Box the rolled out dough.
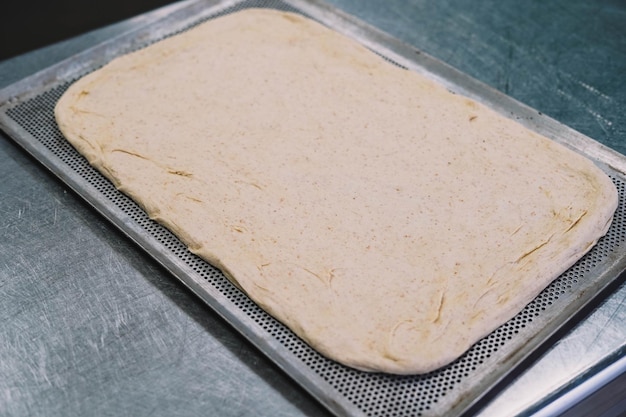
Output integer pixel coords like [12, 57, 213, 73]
[55, 8, 618, 374]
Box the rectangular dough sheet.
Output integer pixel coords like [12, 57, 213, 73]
[54, 8, 618, 374]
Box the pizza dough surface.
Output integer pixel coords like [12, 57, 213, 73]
[55, 8, 618, 374]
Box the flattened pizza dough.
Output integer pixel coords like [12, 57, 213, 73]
[55, 8, 618, 374]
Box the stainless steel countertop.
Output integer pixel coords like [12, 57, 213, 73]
[1, 1, 625, 416]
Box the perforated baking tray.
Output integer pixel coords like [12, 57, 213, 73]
[2, 0, 626, 416]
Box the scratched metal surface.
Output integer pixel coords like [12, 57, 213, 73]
[0, 1, 624, 417]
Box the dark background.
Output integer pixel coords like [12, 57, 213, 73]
[1, 1, 179, 61]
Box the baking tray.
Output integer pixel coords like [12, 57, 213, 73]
[1, 0, 626, 416]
